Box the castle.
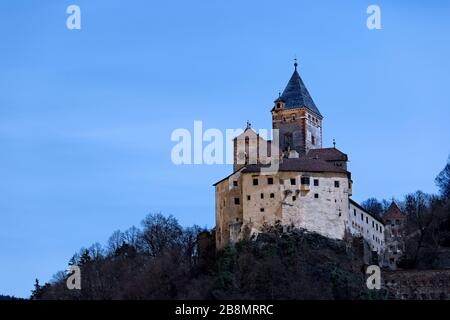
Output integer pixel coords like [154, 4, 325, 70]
[214, 61, 389, 261]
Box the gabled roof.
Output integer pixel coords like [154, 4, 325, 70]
[307, 148, 348, 162]
[232, 127, 258, 140]
[277, 64, 322, 117]
[213, 167, 245, 186]
[213, 156, 348, 186]
[382, 202, 405, 222]
[241, 156, 348, 174]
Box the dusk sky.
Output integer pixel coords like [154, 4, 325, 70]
[1, 0, 449, 297]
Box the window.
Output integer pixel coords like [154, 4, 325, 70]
[372, 221, 375, 228]
[260, 208, 264, 212]
[284, 133, 293, 149]
[354, 209, 356, 217]
[314, 179, 319, 186]
[270, 193, 275, 198]
[311, 135, 315, 145]
[234, 198, 240, 205]
[290, 178, 296, 185]
[314, 193, 319, 199]
[334, 181, 340, 188]
[267, 177, 273, 185]
[301, 177, 310, 185]
[253, 178, 258, 186]
[247, 195, 251, 201]
[260, 193, 264, 199]
[292, 196, 296, 201]
[366, 217, 369, 224]
[361, 213, 364, 221]
[233, 181, 238, 187]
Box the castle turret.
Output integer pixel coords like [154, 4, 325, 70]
[272, 61, 323, 156]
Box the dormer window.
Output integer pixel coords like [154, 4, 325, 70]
[274, 98, 284, 110]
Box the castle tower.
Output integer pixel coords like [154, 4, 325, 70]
[272, 61, 323, 156]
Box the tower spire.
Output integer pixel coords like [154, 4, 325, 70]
[275, 60, 322, 117]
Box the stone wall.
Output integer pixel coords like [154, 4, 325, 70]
[215, 170, 244, 249]
[272, 108, 322, 155]
[216, 170, 350, 249]
[383, 269, 450, 300]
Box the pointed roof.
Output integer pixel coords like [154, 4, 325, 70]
[382, 202, 405, 222]
[277, 63, 322, 117]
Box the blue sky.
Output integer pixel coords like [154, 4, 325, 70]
[0, 0, 449, 297]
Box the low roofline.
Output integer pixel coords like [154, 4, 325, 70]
[242, 167, 349, 175]
[212, 167, 244, 186]
[213, 165, 349, 186]
[349, 198, 385, 225]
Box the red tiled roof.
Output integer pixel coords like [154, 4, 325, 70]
[382, 202, 405, 222]
[307, 148, 348, 162]
[214, 156, 349, 186]
[241, 156, 348, 174]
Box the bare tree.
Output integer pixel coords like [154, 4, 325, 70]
[107, 230, 124, 255]
[141, 213, 183, 256]
[122, 226, 144, 251]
